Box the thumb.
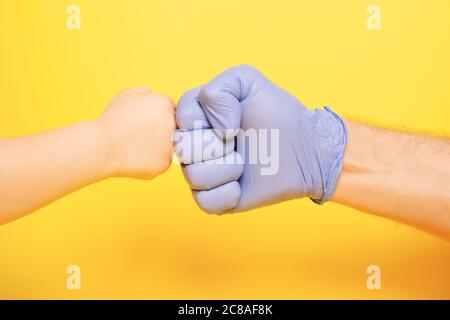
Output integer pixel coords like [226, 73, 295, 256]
[198, 65, 264, 139]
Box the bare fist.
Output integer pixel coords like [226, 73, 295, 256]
[98, 88, 176, 179]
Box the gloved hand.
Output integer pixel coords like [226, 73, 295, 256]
[174, 65, 348, 213]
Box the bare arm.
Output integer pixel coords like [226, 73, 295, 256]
[334, 120, 450, 241]
[0, 121, 111, 223]
[0, 88, 175, 224]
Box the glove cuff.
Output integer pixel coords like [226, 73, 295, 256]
[309, 106, 348, 205]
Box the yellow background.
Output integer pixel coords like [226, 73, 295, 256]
[1, 0, 449, 299]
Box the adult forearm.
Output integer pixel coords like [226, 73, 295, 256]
[0, 121, 111, 224]
[333, 120, 450, 240]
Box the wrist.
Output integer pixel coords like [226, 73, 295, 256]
[89, 119, 119, 179]
[306, 107, 348, 204]
[333, 120, 375, 204]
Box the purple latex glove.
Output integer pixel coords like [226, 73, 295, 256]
[174, 65, 347, 213]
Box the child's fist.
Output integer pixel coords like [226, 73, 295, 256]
[98, 88, 176, 179]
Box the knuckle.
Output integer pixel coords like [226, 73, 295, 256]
[199, 84, 221, 106]
[179, 89, 197, 103]
[196, 200, 217, 214]
[157, 152, 173, 174]
[152, 93, 175, 109]
[233, 64, 260, 76]
[186, 175, 206, 191]
[162, 157, 172, 172]
[176, 102, 195, 125]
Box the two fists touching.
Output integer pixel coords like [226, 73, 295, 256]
[116, 65, 346, 214]
[0, 65, 347, 224]
[3, 65, 448, 241]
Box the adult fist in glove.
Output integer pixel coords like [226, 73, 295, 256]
[174, 65, 347, 214]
